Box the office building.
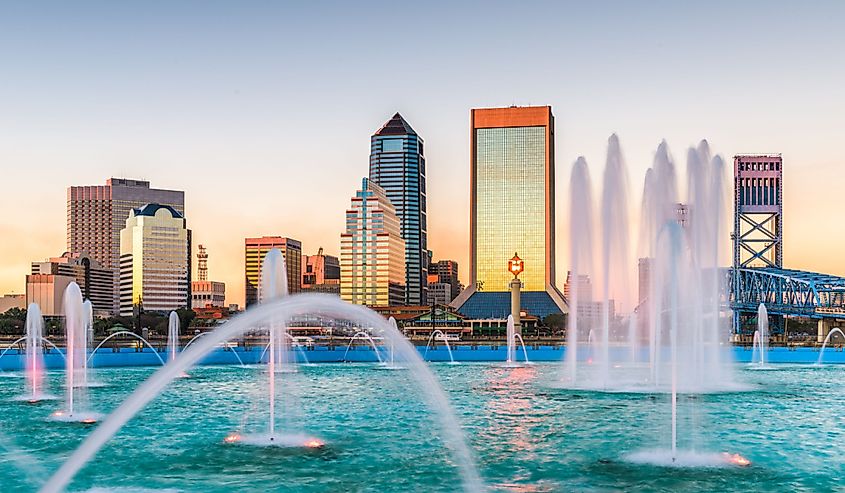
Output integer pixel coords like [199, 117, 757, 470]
[191, 281, 226, 309]
[27, 252, 113, 317]
[68, 178, 184, 314]
[369, 113, 428, 305]
[427, 275, 453, 306]
[119, 204, 190, 316]
[302, 247, 341, 295]
[340, 178, 406, 306]
[452, 106, 566, 319]
[430, 260, 462, 301]
[244, 236, 302, 307]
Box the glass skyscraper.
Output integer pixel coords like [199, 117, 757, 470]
[369, 113, 427, 305]
[453, 106, 566, 319]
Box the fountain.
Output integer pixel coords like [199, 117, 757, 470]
[51, 282, 101, 423]
[562, 136, 737, 393]
[564, 157, 595, 382]
[558, 136, 746, 467]
[87, 331, 165, 366]
[423, 329, 456, 364]
[21, 304, 53, 402]
[502, 316, 529, 367]
[342, 331, 385, 364]
[816, 327, 845, 365]
[167, 311, 179, 363]
[752, 304, 769, 367]
[184, 331, 247, 367]
[39, 294, 483, 493]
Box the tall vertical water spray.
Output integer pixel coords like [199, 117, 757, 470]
[232, 248, 300, 445]
[24, 304, 47, 402]
[52, 283, 100, 422]
[753, 304, 769, 367]
[166, 311, 180, 363]
[82, 300, 92, 387]
[598, 135, 632, 386]
[564, 157, 595, 384]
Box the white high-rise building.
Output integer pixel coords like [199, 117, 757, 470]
[119, 204, 189, 316]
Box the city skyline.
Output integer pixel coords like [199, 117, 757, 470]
[2, 2, 845, 307]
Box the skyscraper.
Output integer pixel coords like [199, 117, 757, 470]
[452, 106, 566, 319]
[68, 178, 184, 314]
[119, 204, 190, 316]
[244, 236, 302, 307]
[340, 178, 406, 307]
[369, 113, 427, 305]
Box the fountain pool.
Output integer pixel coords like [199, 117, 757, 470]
[0, 363, 842, 491]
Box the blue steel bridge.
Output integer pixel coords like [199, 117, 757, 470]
[729, 267, 845, 319]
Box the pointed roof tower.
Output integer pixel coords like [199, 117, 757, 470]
[374, 112, 417, 136]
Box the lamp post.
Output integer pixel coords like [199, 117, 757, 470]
[508, 253, 523, 336]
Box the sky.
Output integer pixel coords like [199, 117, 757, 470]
[1, 1, 844, 308]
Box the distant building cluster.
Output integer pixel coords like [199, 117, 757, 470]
[10, 105, 579, 333]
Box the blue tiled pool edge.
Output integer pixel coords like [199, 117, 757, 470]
[0, 345, 841, 370]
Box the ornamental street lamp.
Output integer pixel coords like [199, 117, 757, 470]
[508, 253, 523, 334]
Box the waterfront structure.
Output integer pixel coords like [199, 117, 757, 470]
[452, 106, 566, 319]
[430, 260, 462, 301]
[67, 178, 184, 314]
[371, 304, 468, 337]
[244, 236, 302, 306]
[369, 113, 428, 305]
[119, 204, 190, 316]
[0, 294, 25, 313]
[302, 247, 341, 295]
[340, 178, 406, 307]
[27, 252, 113, 316]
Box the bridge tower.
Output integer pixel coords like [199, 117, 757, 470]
[732, 154, 783, 333]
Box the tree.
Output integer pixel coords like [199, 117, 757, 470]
[2, 307, 26, 321]
[543, 313, 567, 335]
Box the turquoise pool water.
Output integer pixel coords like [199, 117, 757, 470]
[0, 363, 842, 492]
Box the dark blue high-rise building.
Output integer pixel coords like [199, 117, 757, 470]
[369, 113, 427, 305]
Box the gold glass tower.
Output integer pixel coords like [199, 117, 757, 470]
[453, 106, 566, 319]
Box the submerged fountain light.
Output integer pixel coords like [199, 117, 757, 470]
[723, 453, 751, 467]
[224, 433, 241, 444]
